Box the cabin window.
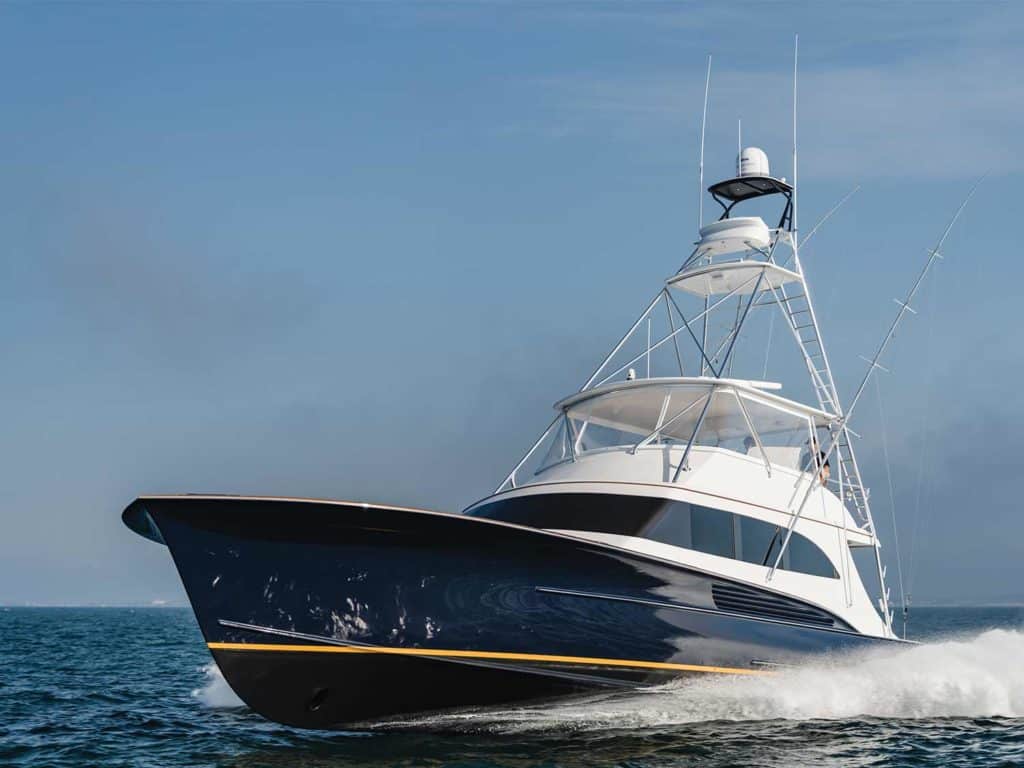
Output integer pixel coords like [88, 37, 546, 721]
[689, 505, 735, 559]
[643, 502, 692, 549]
[641, 501, 836, 578]
[737, 514, 780, 566]
[788, 533, 838, 578]
[468, 493, 836, 578]
[467, 492, 662, 536]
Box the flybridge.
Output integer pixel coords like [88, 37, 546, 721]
[497, 138, 871, 521]
[495, 132, 897, 621]
[549, 377, 839, 484]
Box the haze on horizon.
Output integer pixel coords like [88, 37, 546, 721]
[1, 1, 1021, 607]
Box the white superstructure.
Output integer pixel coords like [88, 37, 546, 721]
[473, 144, 898, 639]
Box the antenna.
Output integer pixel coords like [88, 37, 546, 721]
[737, 118, 742, 174]
[698, 55, 712, 230]
[792, 33, 798, 234]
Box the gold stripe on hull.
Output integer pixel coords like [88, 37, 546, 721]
[207, 641, 767, 676]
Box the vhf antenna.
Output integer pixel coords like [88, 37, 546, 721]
[792, 33, 798, 234]
[697, 55, 712, 230]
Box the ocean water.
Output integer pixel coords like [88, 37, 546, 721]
[1, 607, 1023, 767]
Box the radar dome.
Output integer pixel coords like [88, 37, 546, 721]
[737, 147, 770, 178]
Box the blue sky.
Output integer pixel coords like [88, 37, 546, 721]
[0, 2, 1021, 605]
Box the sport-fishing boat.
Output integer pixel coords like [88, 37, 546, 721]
[123, 59, 968, 727]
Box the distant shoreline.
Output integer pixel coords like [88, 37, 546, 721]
[0, 603, 190, 609]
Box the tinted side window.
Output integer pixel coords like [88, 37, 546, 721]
[471, 493, 837, 579]
[643, 502, 836, 579]
[737, 515, 780, 566]
[643, 502, 692, 550]
[467, 493, 665, 535]
[789, 533, 838, 578]
[690, 505, 735, 559]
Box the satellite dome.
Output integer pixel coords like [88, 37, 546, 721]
[737, 147, 770, 178]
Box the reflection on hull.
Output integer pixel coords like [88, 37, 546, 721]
[124, 496, 898, 728]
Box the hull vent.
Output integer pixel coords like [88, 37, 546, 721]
[711, 582, 837, 628]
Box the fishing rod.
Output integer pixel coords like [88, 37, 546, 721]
[799, 185, 860, 250]
[768, 176, 985, 633]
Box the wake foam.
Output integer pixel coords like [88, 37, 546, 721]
[192, 662, 244, 709]
[393, 628, 1024, 732]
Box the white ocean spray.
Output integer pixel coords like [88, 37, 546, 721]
[192, 662, 244, 709]
[389, 628, 1024, 732]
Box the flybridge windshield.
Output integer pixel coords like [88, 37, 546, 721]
[541, 380, 823, 473]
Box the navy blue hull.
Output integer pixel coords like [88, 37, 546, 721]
[124, 496, 899, 728]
